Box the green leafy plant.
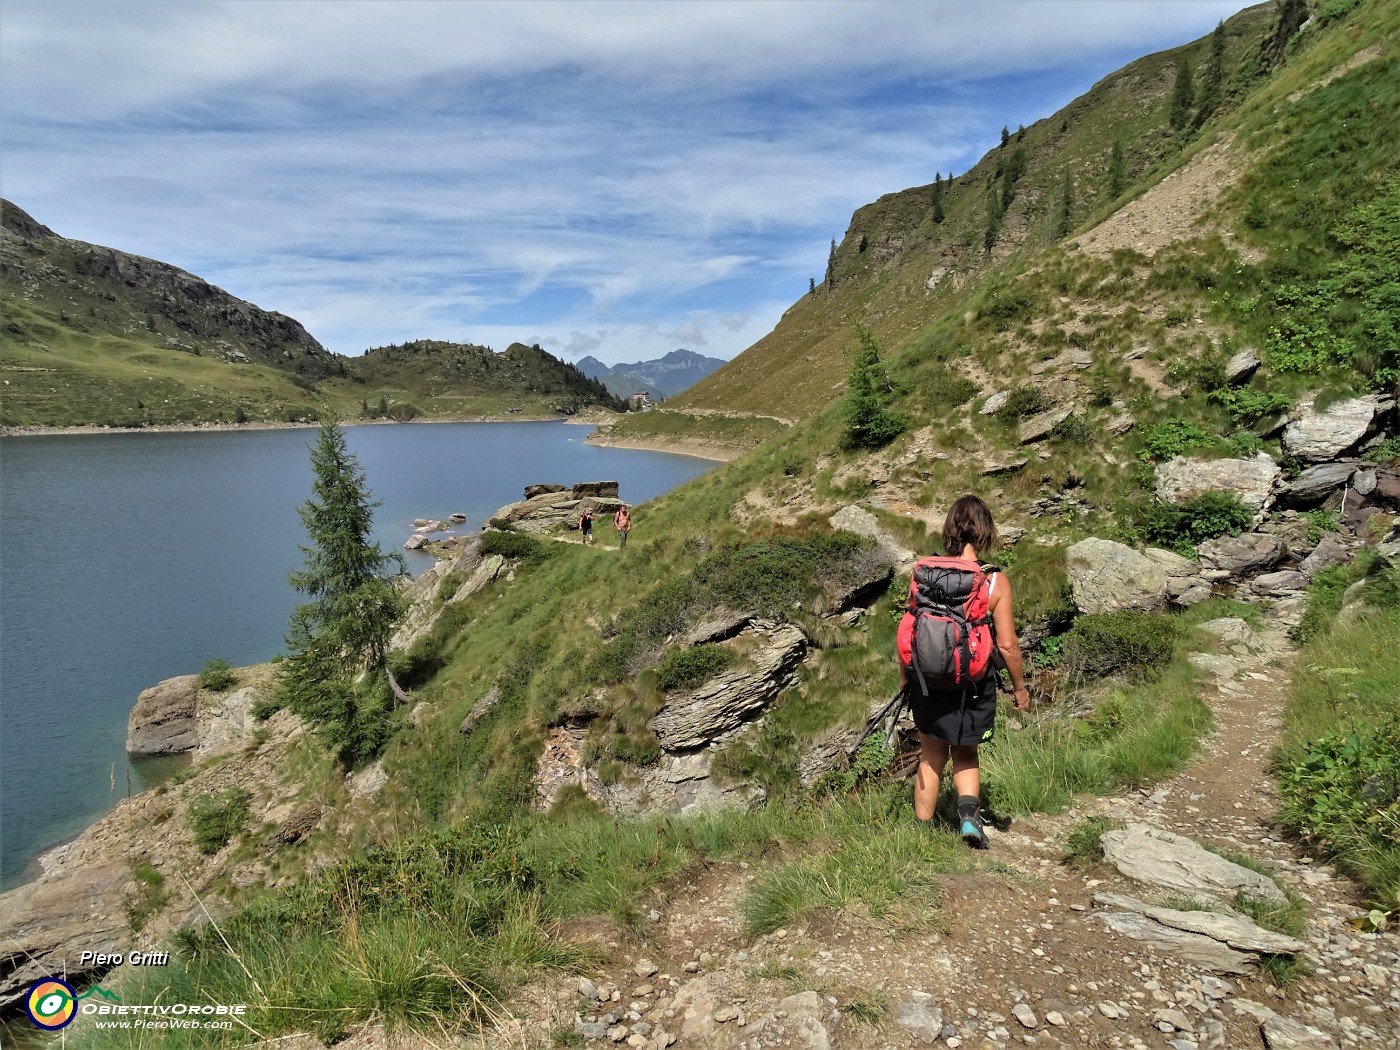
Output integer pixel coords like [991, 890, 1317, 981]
[1137, 419, 1218, 462]
[186, 787, 252, 855]
[479, 530, 555, 563]
[1063, 816, 1116, 868]
[1133, 492, 1254, 554]
[197, 657, 237, 692]
[996, 386, 1052, 421]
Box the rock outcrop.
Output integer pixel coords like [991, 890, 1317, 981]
[1154, 453, 1280, 521]
[488, 482, 626, 534]
[1066, 538, 1167, 614]
[1282, 395, 1392, 462]
[651, 625, 807, 751]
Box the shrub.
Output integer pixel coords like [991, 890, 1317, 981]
[1137, 419, 1218, 462]
[655, 645, 735, 692]
[480, 530, 553, 563]
[186, 787, 252, 855]
[1060, 611, 1180, 682]
[198, 658, 237, 691]
[996, 386, 1052, 421]
[1134, 492, 1253, 554]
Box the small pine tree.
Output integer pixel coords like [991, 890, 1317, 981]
[1016, 123, 1026, 142]
[809, 276, 816, 295]
[234, 404, 247, 425]
[376, 395, 388, 418]
[1054, 170, 1075, 239]
[1196, 21, 1226, 125]
[826, 238, 837, 289]
[1170, 56, 1196, 131]
[1000, 126, 1010, 148]
[843, 325, 906, 450]
[1262, 0, 1308, 70]
[360, 398, 369, 417]
[278, 419, 406, 765]
[1106, 140, 1126, 200]
[983, 190, 1004, 252]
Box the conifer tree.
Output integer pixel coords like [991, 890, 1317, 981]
[983, 190, 1004, 252]
[809, 276, 816, 295]
[843, 325, 906, 450]
[1262, 0, 1308, 70]
[1196, 21, 1226, 125]
[826, 238, 837, 289]
[1106, 140, 1126, 200]
[1054, 170, 1075, 239]
[1170, 56, 1196, 131]
[278, 419, 406, 764]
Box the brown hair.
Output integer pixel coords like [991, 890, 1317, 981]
[942, 494, 998, 557]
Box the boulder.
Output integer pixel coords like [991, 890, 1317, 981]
[652, 626, 806, 751]
[126, 675, 200, 755]
[1300, 535, 1352, 577]
[1230, 1001, 1337, 1049]
[1100, 824, 1288, 906]
[523, 484, 566, 499]
[980, 390, 1010, 415]
[595, 748, 766, 818]
[1245, 570, 1309, 598]
[1142, 547, 1209, 605]
[1195, 617, 1261, 652]
[1018, 403, 1074, 444]
[1282, 395, 1391, 462]
[1106, 412, 1135, 435]
[1277, 461, 1357, 508]
[1065, 538, 1166, 614]
[571, 481, 620, 499]
[1196, 532, 1284, 576]
[404, 533, 427, 550]
[459, 686, 503, 736]
[0, 860, 131, 1009]
[1223, 347, 1261, 384]
[1154, 454, 1280, 520]
[828, 504, 915, 564]
[684, 608, 757, 646]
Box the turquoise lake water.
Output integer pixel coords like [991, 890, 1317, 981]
[0, 421, 717, 888]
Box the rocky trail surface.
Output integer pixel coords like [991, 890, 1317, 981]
[443, 614, 1396, 1050]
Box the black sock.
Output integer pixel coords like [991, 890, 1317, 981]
[957, 795, 980, 821]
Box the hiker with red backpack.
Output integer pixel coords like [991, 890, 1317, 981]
[897, 495, 1030, 848]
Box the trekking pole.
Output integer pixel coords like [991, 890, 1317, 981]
[849, 690, 907, 757]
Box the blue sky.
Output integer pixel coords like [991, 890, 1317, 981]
[1, 0, 1259, 365]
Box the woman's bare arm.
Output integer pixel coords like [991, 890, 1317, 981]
[990, 575, 1031, 710]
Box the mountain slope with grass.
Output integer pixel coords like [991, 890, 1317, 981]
[600, 0, 1392, 455]
[0, 206, 625, 428]
[5, 3, 1400, 1048]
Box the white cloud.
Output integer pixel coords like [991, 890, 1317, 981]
[0, 1, 1260, 366]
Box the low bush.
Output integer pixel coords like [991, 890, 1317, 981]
[996, 386, 1052, 421]
[1060, 611, 1180, 682]
[1136, 419, 1218, 462]
[197, 657, 237, 691]
[655, 644, 735, 692]
[480, 530, 554, 562]
[1134, 492, 1254, 554]
[186, 787, 252, 855]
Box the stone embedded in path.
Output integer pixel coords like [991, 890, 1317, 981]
[1090, 910, 1259, 974]
[1093, 893, 1306, 955]
[1099, 824, 1288, 906]
[894, 990, 945, 1044]
[1066, 538, 1166, 614]
[1230, 999, 1337, 1048]
[1195, 617, 1261, 652]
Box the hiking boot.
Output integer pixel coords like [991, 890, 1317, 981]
[957, 795, 988, 849]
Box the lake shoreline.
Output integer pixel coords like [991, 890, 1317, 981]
[0, 411, 620, 439]
[583, 429, 741, 463]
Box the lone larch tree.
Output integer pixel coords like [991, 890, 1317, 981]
[278, 418, 406, 764]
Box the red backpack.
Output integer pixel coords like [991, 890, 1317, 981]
[898, 557, 996, 694]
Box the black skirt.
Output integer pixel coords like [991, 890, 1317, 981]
[908, 675, 998, 746]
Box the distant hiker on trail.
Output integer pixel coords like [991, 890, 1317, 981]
[897, 494, 1030, 848]
[613, 504, 631, 548]
[578, 506, 595, 545]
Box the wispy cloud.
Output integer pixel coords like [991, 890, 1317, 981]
[0, 0, 1257, 363]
